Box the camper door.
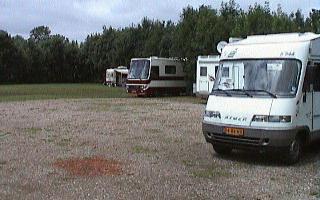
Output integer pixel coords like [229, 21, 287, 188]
[199, 66, 209, 92]
[305, 62, 320, 131]
[208, 65, 219, 93]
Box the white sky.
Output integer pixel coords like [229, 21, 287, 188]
[1, 0, 319, 41]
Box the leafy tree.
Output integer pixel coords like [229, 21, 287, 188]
[30, 26, 51, 42]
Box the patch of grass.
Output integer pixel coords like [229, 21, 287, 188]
[310, 190, 319, 197]
[0, 84, 129, 102]
[182, 160, 194, 167]
[192, 166, 230, 179]
[25, 128, 42, 136]
[0, 161, 7, 165]
[111, 106, 127, 113]
[145, 128, 162, 134]
[87, 105, 111, 112]
[0, 161, 6, 170]
[159, 96, 207, 104]
[270, 177, 277, 181]
[43, 132, 58, 144]
[162, 137, 183, 144]
[56, 138, 72, 147]
[311, 178, 320, 198]
[132, 146, 157, 154]
[0, 132, 11, 138]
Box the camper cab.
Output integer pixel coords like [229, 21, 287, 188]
[105, 66, 128, 87]
[126, 57, 186, 96]
[196, 55, 220, 97]
[202, 33, 320, 164]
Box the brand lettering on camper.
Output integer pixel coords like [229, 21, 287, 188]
[225, 116, 247, 122]
[280, 51, 295, 57]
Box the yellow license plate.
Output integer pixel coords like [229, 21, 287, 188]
[224, 127, 244, 137]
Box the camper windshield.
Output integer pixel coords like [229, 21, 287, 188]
[128, 60, 150, 79]
[212, 59, 301, 98]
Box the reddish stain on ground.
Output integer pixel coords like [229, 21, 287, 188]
[54, 157, 122, 176]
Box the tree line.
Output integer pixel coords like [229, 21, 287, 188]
[0, 1, 319, 89]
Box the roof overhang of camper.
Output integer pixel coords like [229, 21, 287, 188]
[220, 33, 320, 63]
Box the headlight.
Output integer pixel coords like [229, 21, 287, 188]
[204, 111, 221, 119]
[140, 85, 148, 90]
[252, 115, 291, 123]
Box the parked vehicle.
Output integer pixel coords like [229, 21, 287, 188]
[105, 69, 116, 87]
[202, 32, 320, 164]
[196, 55, 220, 98]
[105, 66, 128, 87]
[126, 57, 186, 96]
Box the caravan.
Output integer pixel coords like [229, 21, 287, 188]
[105, 66, 128, 87]
[196, 55, 220, 97]
[203, 33, 320, 163]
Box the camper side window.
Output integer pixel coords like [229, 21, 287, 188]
[165, 65, 176, 74]
[150, 66, 159, 79]
[200, 67, 207, 76]
[314, 63, 320, 91]
[303, 62, 320, 92]
[222, 67, 229, 77]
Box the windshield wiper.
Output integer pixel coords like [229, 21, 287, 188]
[227, 89, 253, 97]
[246, 90, 277, 98]
[211, 89, 232, 97]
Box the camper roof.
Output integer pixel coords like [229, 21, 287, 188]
[230, 32, 320, 45]
[198, 55, 220, 62]
[220, 32, 320, 61]
[131, 57, 180, 61]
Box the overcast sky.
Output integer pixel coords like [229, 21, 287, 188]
[1, 0, 319, 41]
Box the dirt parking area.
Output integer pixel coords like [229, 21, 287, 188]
[0, 98, 320, 199]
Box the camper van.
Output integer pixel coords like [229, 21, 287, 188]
[105, 66, 128, 87]
[202, 32, 320, 164]
[126, 57, 186, 96]
[196, 55, 220, 97]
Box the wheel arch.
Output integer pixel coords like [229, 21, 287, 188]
[296, 126, 311, 146]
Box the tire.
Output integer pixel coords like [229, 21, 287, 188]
[284, 136, 302, 165]
[212, 144, 232, 155]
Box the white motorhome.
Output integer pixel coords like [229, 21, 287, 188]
[105, 66, 128, 87]
[196, 55, 220, 97]
[202, 32, 320, 164]
[126, 57, 186, 96]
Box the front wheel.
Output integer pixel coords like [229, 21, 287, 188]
[212, 144, 232, 155]
[284, 136, 302, 165]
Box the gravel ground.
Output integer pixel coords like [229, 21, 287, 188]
[0, 98, 319, 200]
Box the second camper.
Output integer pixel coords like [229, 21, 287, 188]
[126, 57, 186, 96]
[105, 66, 128, 87]
[196, 55, 220, 97]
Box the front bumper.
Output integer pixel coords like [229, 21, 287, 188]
[202, 122, 299, 151]
[127, 85, 149, 96]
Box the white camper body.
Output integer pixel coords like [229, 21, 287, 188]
[127, 57, 186, 96]
[105, 69, 116, 86]
[105, 66, 128, 87]
[196, 55, 220, 97]
[202, 32, 320, 163]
